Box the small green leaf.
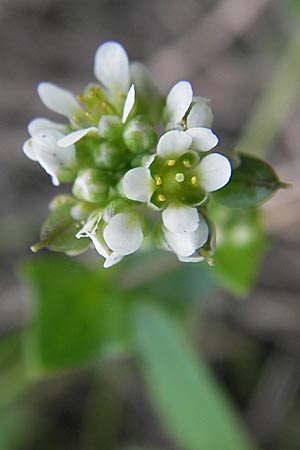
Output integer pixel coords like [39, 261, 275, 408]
[31, 203, 90, 254]
[212, 154, 288, 208]
[21, 256, 129, 375]
[209, 202, 267, 296]
[133, 304, 258, 450]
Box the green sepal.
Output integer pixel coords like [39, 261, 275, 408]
[93, 141, 127, 170]
[212, 154, 289, 208]
[98, 114, 123, 142]
[31, 203, 90, 254]
[123, 115, 158, 154]
[72, 168, 110, 203]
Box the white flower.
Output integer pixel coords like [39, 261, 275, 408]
[76, 208, 144, 268]
[23, 118, 77, 185]
[123, 130, 231, 234]
[163, 81, 213, 130]
[37, 42, 136, 150]
[160, 214, 209, 261]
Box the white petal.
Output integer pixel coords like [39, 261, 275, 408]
[32, 129, 76, 183]
[28, 118, 67, 136]
[103, 252, 123, 268]
[162, 204, 199, 233]
[164, 216, 209, 257]
[123, 167, 153, 202]
[198, 153, 231, 192]
[89, 233, 110, 258]
[122, 84, 135, 123]
[57, 127, 98, 147]
[165, 81, 193, 123]
[103, 213, 143, 255]
[23, 139, 38, 161]
[76, 210, 102, 238]
[37, 82, 80, 117]
[186, 127, 218, 152]
[178, 255, 205, 263]
[94, 41, 130, 95]
[51, 175, 60, 186]
[187, 102, 213, 128]
[164, 230, 196, 257]
[157, 130, 192, 159]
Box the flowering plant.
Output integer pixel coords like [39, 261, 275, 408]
[24, 41, 286, 268]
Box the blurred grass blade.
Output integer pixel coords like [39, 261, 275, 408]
[133, 304, 259, 450]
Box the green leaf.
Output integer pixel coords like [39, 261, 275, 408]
[209, 203, 267, 296]
[133, 304, 258, 450]
[212, 154, 288, 208]
[122, 250, 215, 313]
[21, 256, 129, 375]
[289, 0, 300, 15]
[31, 202, 90, 254]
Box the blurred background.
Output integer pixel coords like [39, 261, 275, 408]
[0, 0, 300, 449]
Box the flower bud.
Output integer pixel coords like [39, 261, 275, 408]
[123, 115, 157, 154]
[98, 115, 123, 142]
[72, 168, 109, 203]
[93, 142, 126, 170]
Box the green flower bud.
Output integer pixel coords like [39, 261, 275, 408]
[98, 115, 123, 142]
[72, 168, 109, 203]
[93, 142, 126, 170]
[70, 201, 96, 220]
[49, 195, 77, 211]
[123, 115, 157, 154]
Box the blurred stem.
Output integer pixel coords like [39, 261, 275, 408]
[238, 24, 300, 157]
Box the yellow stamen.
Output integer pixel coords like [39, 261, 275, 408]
[155, 176, 162, 186]
[76, 94, 84, 101]
[191, 176, 197, 185]
[183, 159, 192, 168]
[167, 159, 176, 166]
[158, 194, 166, 202]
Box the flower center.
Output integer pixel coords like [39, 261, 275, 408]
[149, 153, 207, 208]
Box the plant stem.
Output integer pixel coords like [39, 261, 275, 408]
[238, 25, 300, 157]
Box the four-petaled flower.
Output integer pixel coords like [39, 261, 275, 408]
[123, 129, 231, 235]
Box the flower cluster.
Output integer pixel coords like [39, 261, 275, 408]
[24, 41, 232, 268]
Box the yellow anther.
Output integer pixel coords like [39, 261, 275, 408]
[155, 176, 162, 186]
[175, 173, 185, 183]
[85, 111, 92, 117]
[167, 159, 176, 166]
[183, 159, 192, 168]
[72, 115, 80, 123]
[118, 91, 126, 99]
[158, 194, 166, 202]
[76, 94, 84, 101]
[191, 176, 197, 185]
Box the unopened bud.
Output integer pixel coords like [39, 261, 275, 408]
[93, 142, 126, 170]
[73, 168, 109, 203]
[123, 115, 157, 154]
[98, 115, 123, 142]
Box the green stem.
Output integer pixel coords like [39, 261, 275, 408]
[238, 25, 300, 157]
